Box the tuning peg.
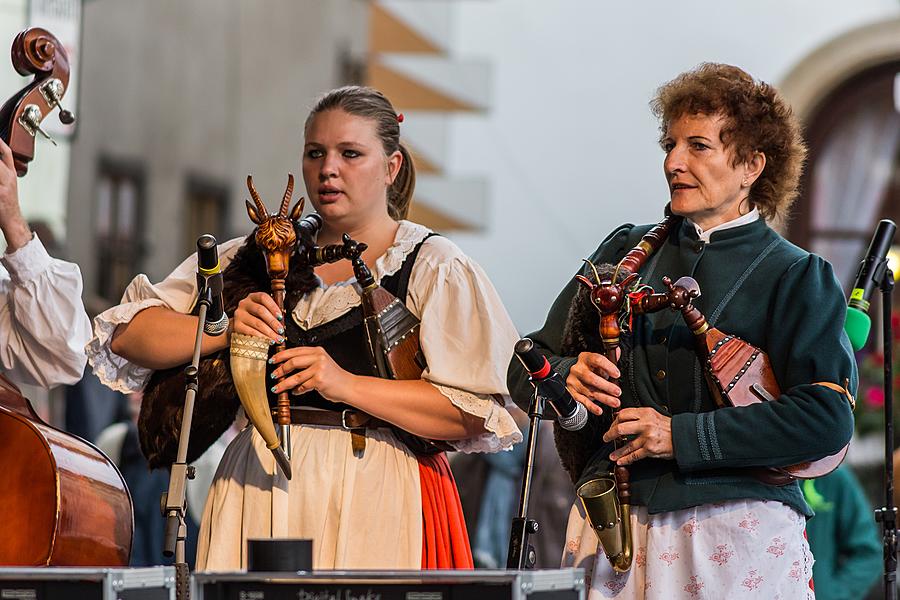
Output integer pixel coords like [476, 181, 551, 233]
[18, 104, 57, 146]
[39, 78, 75, 125]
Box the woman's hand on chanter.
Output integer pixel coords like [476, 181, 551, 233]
[269, 346, 356, 403]
[603, 407, 674, 465]
[567, 350, 622, 416]
[233, 292, 285, 344]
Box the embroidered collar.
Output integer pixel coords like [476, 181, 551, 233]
[290, 220, 432, 329]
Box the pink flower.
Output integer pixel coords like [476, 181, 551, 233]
[659, 548, 680, 566]
[742, 569, 764, 590]
[738, 513, 760, 533]
[636, 547, 647, 568]
[682, 517, 699, 536]
[604, 576, 626, 594]
[684, 576, 705, 596]
[710, 544, 733, 566]
[767, 537, 786, 557]
[865, 386, 885, 409]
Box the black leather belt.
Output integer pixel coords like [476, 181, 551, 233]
[287, 407, 390, 430]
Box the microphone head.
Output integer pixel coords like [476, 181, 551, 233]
[197, 234, 220, 274]
[557, 402, 588, 431]
[844, 306, 871, 352]
[514, 338, 551, 377]
[197, 233, 217, 250]
[514, 337, 534, 354]
[295, 213, 323, 239]
[203, 312, 229, 336]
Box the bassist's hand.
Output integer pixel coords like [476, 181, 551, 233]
[0, 137, 28, 252]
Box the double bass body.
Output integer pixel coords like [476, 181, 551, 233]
[0, 376, 132, 565]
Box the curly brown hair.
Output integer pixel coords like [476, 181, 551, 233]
[650, 63, 807, 222]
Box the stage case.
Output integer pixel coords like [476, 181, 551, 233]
[0, 567, 175, 599]
[192, 568, 585, 600]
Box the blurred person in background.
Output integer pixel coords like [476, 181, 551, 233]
[95, 392, 199, 567]
[802, 464, 881, 600]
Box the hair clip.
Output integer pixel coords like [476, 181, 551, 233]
[396, 113, 404, 123]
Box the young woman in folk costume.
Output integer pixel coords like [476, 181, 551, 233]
[87, 86, 522, 570]
[508, 64, 856, 598]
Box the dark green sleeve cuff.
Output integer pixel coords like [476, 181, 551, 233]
[671, 412, 718, 472]
[672, 385, 854, 472]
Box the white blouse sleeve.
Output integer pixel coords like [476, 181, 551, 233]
[0, 233, 91, 388]
[86, 237, 245, 394]
[407, 237, 523, 454]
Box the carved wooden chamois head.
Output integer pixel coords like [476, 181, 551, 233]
[575, 258, 639, 315]
[245, 174, 304, 280]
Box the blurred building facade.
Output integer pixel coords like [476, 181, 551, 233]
[366, 1, 490, 232]
[67, 0, 368, 310]
[66, 1, 900, 327]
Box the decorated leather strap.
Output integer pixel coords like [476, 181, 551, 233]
[813, 379, 856, 410]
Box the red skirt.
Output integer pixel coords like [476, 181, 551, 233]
[418, 452, 473, 568]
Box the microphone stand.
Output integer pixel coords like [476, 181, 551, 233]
[506, 382, 545, 569]
[875, 265, 898, 600]
[162, 285, 214, 600]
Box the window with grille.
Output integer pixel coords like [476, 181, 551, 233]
[183, 176, 229, 257]
[94, 160, 144, 303]
[789, 61, 900, 287]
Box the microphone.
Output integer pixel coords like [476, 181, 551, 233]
[514, 338, 588, 431]
[845, 219, 897, 351]
[196, 234, 229, 336]
[294, 212, 323, 241]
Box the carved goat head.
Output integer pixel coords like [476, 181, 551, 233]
[245, 174, 304, 279]
[575, 259, 638, 315]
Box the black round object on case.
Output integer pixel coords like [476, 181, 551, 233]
[247, 538, 313, 572]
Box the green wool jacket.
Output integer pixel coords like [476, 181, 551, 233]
[508, 217, 857, 517]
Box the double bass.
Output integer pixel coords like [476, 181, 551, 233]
[0, 28, 133, 566]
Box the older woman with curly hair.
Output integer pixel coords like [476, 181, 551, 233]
[508, 63, 855, 598]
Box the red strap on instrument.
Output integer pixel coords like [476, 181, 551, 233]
[627, 288, 652, 330]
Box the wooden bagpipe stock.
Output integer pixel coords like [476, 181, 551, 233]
[346, 244, 453, 455]
[632, 275, 850, 484]
[573, 210, 679, 572]
[0, 29, 133, 566]
[229, 175, 365, 478]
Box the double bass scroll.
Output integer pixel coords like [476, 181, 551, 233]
[0, 28, 75, 175]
